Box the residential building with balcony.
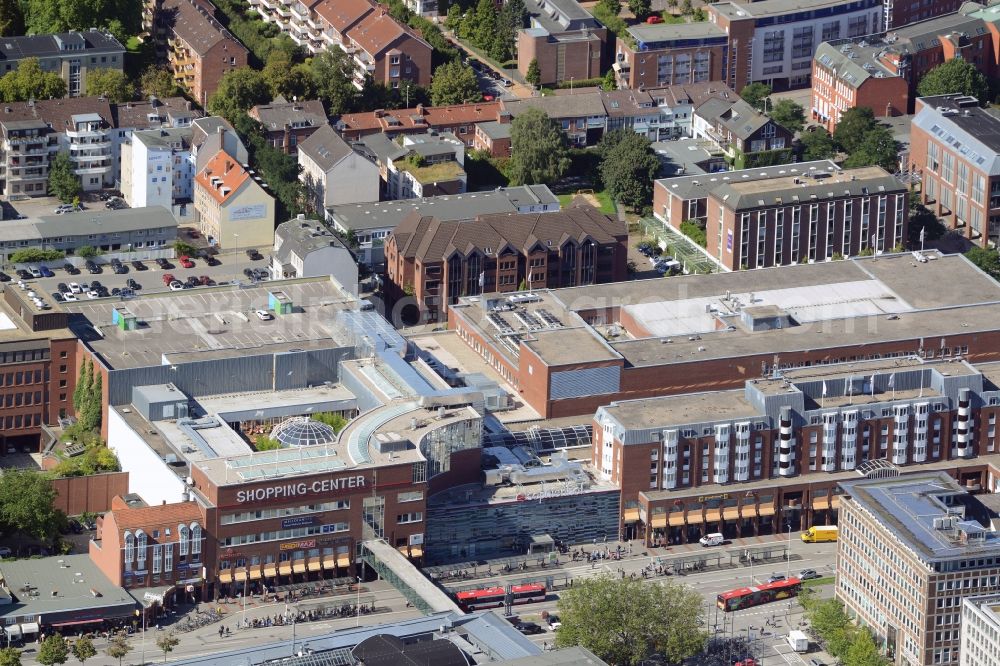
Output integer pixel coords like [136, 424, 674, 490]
[297, 124, 379, 212]
[248, 98, 327, 155]
[359, 131, 467, 201]
[193, 150, 275, 249]
[64, 112, 114, 191]
[811, 41, 909, 133]
[337, 102, 503, 146]
[326, 185, 560, 267]
[121, 127, 194, 210]
[152, 0, 249, 107]
[0, 120, 56, 199]
[642, 83, 736, 139]
[501, 94, 609, 146]
[692, 96, 793, 169]
[517, 0, 607, 87]
[703, 166, 907, 271]
[385, 206, 627, 324]
[909, 95, 1000, 249]
[0, 29, 125, 98]
[614, 22, 729, 91]
[837, 471, 1000, 666]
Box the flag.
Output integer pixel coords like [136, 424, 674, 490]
[847, 376, 854, 396]
[888, 373, 895, 389]
[871, 373, 877, 395]
[478, 271, 484, 287]
[822, 381, 828, 396]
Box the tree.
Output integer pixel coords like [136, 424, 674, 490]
[844, 125, 898, 172]
[263, 49, 315, 101]
[313, 412, 348, 433]
[255, 436, 282, 451]
[76, 245, 99, 259]
[104, 635, 132, 666]
[804, 598, 851, 639]
[845, 629, 889, 666]
[916, 58, 991, 102]
[73, 358, 91, 413]
[139, 66, 181, 99]
[70, 637, 96, 666]
[799, 129, 836, 160]
[556, 575, 706, 665]
[629, 0, 651, 19]
[525, 58, 541, 87]
[0, 648, 21, 666]
[601, 69, 617, 91]
[430, 60, 480, 107]
[681, 0, 693, 13]
[86, 68, 134, 103]
[0, 0, 24, 36]
[156, 634, 179, 663]
[770, 99, 806, 134]
[36, 635, 68, 666]
[739, 82, 771, 111]
[495, 0, 527, 61]
[965, 247, 1000, 280]
[0, 58, 67, 102]
[309, 49, 357, 116]
[9, 249, 64, 263]
[833, 106, 876, 154]
[600, 0, 622, 15]
[508, 107, 570, 185]
[49, 151, 81, 203]
[598, 130, 660, 210]
[23, 0, 141, 43]
[173, 240, 197, 256]
[207, 68, 271, 123]
[79, 373, 103, 431]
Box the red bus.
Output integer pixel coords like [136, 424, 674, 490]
[455, 583, 547, 611]
[717, 578, 802, 612]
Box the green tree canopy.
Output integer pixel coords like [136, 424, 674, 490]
[799, 129, 836, 160]
[49, 151, 81, 204]
[308, 49, 358, 116]
[833, 106, 876, 154]
[740, 82, 771, 110]
[70, 637, 96, 665]
[916, 58, 991, 102]
[844, 125, 898, 172]
[0, 0, 24, 36]
[494, 0, 527, 61]
[629, 0, 651, 19]
[9, 249, 64, 263]
[555, 575, 706, 665]
[23, 0, 140, 43]
[770, 99, 806, 134]
[845, 629, 891, 666]
[155, 634, 179, 663]
[37, 634, 68, 666]
[600, 0, 622, 15]
[525, 58, 541, 87]
[76, 245, 99, 259]
[207, 68, 271, 123]
[598, 130, 660, 210]
[139, 66, 181, 99]
[255, 436, 282, 451]
[312, 412, 349, 433]
[263, 48, 315, 101]
[0, 58, 67, 102]
[430, 60, 480, 106]
[85, 68, 134, 103]
[105, 635, 132, 666]
[966, 247, 1000, 280]
[0, 647, 22, 666]
[508, 107, 570, 185]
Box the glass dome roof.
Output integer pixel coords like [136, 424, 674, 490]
[270, 417, 337, 448]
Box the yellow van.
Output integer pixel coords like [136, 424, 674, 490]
[800, 526, 838, 543]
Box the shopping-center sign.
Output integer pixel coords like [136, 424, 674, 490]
[235, 475, 366, 503]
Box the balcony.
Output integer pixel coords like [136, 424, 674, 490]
[274, 5, 291, 17]
[258, 0, 275, 8]
[290, 2, 309, 20]
[74, 165, 111, 175]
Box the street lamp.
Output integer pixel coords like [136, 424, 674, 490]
[356, 576, 363, 627]
[569, 76, 575, 94]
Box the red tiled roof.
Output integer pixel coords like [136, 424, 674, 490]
[314, 0, 374, 34]
[350, 10, 408, 57]
[339, 101, 502, 135]
[107, 496, 203, 532]
[196, 150, 250, 204]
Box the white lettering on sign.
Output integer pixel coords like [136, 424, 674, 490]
[235, 475, 366, 503]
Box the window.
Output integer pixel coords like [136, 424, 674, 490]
[136, 530, 147, 566]
[152, 544, 162, 574]
[178, 524, 189, 557]
[398, 491, 423, 502]
[190, 523, 201, 557]
[397, 512, 423, 524]
[164, 544, 173, 572]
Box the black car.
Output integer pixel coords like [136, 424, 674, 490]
[57, 282, 69, 293]
[52, 292, 65, 302]
[184, 276, 200, 288]
[111, 287, 122, 296]
[243, 267, 255, 278]
[16, 269, 32, 280]
[515, 622, 544, 635]
[126, 278, 141, 290]
[63, 263, 79, 275]
[204, 255, 221, 266]
[0, 271, 9, 282]
[245, 248, 262, 261]
[156, 258, 173, 269]
[90, 281, 103, 290]
[113, 263, 128, 274]
[131, 260, 147, 271]
[85, 262, 101, 274]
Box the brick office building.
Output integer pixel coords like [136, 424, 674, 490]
[385, 206, 628, 324]
[0, 289, 78, 454]
[811, 41, 909, 132]
[447, 252, 1000, 419]
[910, 95, 1000, 248]
[883, 0, 963, 29]
[517, 0, 606, 87]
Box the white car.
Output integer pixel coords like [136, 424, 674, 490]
[29, 267, 41, 278]
[168, 280, 185, 291]
[69, 282, 82, 293]
[62, 292, 78, 302]
[255, 309, 273, 321]
[87, 290, 100, 299]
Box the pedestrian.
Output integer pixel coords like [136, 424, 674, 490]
[218, 626, 224, 638]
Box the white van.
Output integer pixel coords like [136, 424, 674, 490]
[699, 532, 725, 547]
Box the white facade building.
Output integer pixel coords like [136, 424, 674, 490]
[121, 128, 194, 210]
[961, 594, 1000, 666]
[297, 125, 379, 212]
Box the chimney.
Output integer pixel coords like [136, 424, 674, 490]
[374, 109, 385, 118]
[417, 103, 426, 115]
[186, 100, 192, 111]
[224, 160, 232, 174]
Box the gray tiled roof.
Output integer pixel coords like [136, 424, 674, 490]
[502, 92, 608, 120]
[0, 29, 124, 60]
[250, 98, 326, 131]
[524, 0, 600, 35]
[912, 95, 1000, 175]
[132, 126, 193, 150]
[709, 166, 905, 212]
[33, 206, 179, 238]
[273, 217, 349, 265]
[696, 97, 770, 140]
[814, 42, 898, 89]
[298, 124, 355, 171]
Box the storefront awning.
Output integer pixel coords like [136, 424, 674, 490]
[292, 562, 307, 574]
[668, 514, 686, 527]
[336, 554, 351, 568]
[685, 512, 705, 524]
[20, 622, 39, 634]
[410, 546, 423, 558]
[4, 626, 21, 638]
[623, 508, 640, 523]
[307, 559, 321, 572]
[650, 515, 667, 529]
[249, 567, 262, 580]
[322, 556, 336, 570]
[233, 569, 247, 582]
[278, 564, 292, 576]
[264, 566, 277, 578]
[830, 497, 841, 509]
[704, 510, 721, 523]
[757, 506, 776, 517]
[218, 571, 233, 584]
[722, 508, 741, 521]
[51, 619, 103, 627]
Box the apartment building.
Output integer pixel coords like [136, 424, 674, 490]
[590, 355, 1000, 545]
[614, 22, 729, 91]
[326, 185, 560, 266]
[0, 120, 55, 199]
[884, 0, 963, 29]
[190, 116, 248, 173]
[120, 127, 194, 209]
[248, 98, 327, 155]
[253, 0, 432, 89]
[0, 30, 125, 98]
[0, 292, 77, 454]
[960, 594, 1000, 666]
[501, 94, 609, 146]
[693, 97, 793, 169]
[909, 95, 1000, 248]
[358, 131, 466, 200]
[270, 215, 358, 292]
[386, 206, 627, 323]
[338, 102, 502, 145]
[193, 150, 275, 249]
[517, 0, 607, 87]
[297, 124, 379, 212]
[707, 166, 907, 270]
[811, 3, 1000, 128]
[838, 472, 1000, 665]
[151, 0, 249, 107]
[473, 113, 513, 158]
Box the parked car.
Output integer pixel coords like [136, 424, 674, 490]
[29, 267, 41, 278]
[85, 261, 101, 274]
[111, 287, 121, 296]
[168, 280, 186, 291]
[547, 615, 562, 630]
[204, 255, 221, 266]
[16, 269, 32, 280]
[126, 278, 141, 290]
[179, 255, 195, 268]
[766, 574, 786, 584]
[57, 282, 69, 293]
[184, 276, 200, 288]
[501, 78, 512, 87]
[39, 265, 54, 277]
[63, 263, 79, 275]
[162, 273, 176, 285]
[255, 309, 273, 321]
[646, 14, 662, 23]
[62, 292, 78, 302]
[515, 622, 543, 635]
[52, 292, 65, 302]
[0, 547, 11, 558]
[86, 290, 101, 299]
[198, 275, 214, 286]
[243, 268, 255, 278]
[68, 282, 83, 294]
[156, 258, 172, 269]
[245, 248, 262, 261]
[799, 569, 822, 580]
[131, 260, 147, 271]
[0, 271, 9, 282]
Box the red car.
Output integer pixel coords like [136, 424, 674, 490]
[188, 229, 200, 239]
[179, 256, 195, 268]
[162, 273, 175, 285]
[646, 15, 663, 23]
